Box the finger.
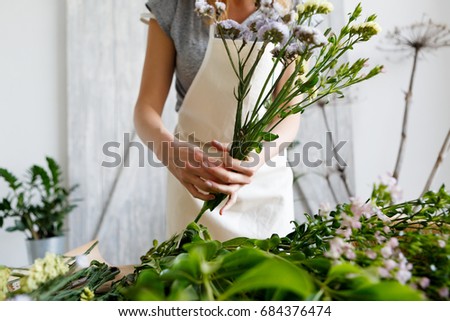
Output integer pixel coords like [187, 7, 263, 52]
[220, 192, 238, 215]
[222, 155, 256, 177]
[185, 184, 215, 201]
[211, 140, 229, 152]
[208, 181, 241, 195]
[186, 175, 216, 194]
[207, 166, 252, 185]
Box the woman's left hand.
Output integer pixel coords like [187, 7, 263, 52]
[208, 140, 261, 214]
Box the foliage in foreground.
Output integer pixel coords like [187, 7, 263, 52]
[1, 184, 449, 301]
[122, 184, 449, 301]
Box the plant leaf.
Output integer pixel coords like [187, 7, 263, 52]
[46, 156, 60, 186]
[220, 256, 314, 300]
[0, 168, 21, 190]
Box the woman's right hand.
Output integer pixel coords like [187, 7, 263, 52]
[164, 140, 253, 202]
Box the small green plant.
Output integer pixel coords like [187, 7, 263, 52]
[0, 157, 78, 240]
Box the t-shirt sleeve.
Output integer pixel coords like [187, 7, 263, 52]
[145, 0, 177, 37]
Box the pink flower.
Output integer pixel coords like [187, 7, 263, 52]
[350, 197, 374, 219]
[381, 246, 393, 258]
[438, 240, 446, 248]
[384, 259, 397, 271]
[396, 269, 412, 284]
[366, 250, 377, 260]
[438, 287, 449, 299]
[419, 277, 430, 289]
[378, 267, 390, 278]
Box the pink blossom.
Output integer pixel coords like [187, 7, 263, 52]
[438, 240, 446, 248]
[419, 277, 430, 289]
[341, 213, 362, 230]
[378, 267, 390, 278]
[438, 287, 449, 299]
[384, 259, 397, 271]
[350, 197, 374, 219]
[381, 246, 393, 258]
[366, 250, 377, 260]
[396, 269, 412, 284]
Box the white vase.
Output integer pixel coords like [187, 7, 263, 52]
[25, 236, 67, 264]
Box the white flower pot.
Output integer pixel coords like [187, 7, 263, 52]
[25, 236, 67, 264]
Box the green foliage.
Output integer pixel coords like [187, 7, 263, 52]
[119, 186, 449, 301]
[0, 157, 78, 240]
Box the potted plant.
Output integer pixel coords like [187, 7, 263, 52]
[0, 157, 78, 263]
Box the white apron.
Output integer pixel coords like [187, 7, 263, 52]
[166, 26, 294, 241]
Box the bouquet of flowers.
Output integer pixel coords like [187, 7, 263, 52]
[193, 0, 383, 221]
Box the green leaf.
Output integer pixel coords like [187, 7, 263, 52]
[46, 157, 61, 186]
[261, 132, 279, 142]
[327, 263, 377, 290]
[0, 168, 21, 190]
[126, 269, 165, 301]
[220, 256, 315, 300]
[339, 281, 423, 301]
[30, 165, 51, 195]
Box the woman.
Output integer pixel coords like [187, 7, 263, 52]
[134, 0, 300, 240]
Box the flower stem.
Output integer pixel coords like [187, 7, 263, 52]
[393, 48, 420, 180]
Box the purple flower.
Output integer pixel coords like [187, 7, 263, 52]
[293, 25, 328, 46]
[216, 19, 244, 40]
[195, 0, 215, 17]
[257, 21, 290, 44]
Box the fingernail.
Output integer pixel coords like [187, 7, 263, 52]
[205, 180, 213, 187]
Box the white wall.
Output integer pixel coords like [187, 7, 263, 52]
[343, 0, 450, 199]
[0, 0, 67, 266]
[0, 0, 449, 266]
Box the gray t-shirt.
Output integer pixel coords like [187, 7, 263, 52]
[145, 0, 209, 112]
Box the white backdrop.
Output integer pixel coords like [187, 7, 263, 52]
[1, 0, 449, 266]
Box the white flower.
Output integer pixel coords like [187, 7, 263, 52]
[195, 0, 215, 17]
[438, 239, 446, 248]
[299, 0, 334, 14]
[350, 21, 382, 37]
[430, 264, 437, 272]
[215, 1, 226, 14]
[26, 253, 69, 292]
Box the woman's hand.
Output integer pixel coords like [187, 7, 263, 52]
[206, 140, 260, 214]
[164, 140, 255, 204]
